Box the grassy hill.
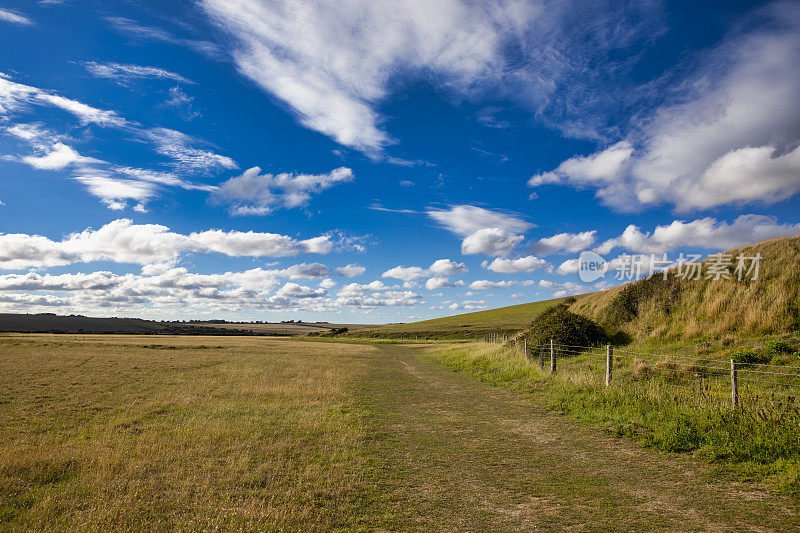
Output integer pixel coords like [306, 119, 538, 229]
[571, 234, 800, 341]
[350, 297, 571, 339]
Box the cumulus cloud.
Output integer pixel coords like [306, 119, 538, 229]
[276, 263, 330, 279]
[381, 266, 427, 281]
[428, 258, 468, 275]
[0, 219, 334, 269]
[528, 231, 596, 255]
[595, 215, 800, 255]
[482, 255, 548, 273]
[468, 279, 516, 290]
[529, 4, 800, 211]
[85, 62, 193, 84]
[335, 264, 366, 277]
[461, 228, 524, 256]
[318, 278, 336, 289]
[212, 166, 353, 215]
[275, 282, 327, 299]
[425, 277, 454, 290]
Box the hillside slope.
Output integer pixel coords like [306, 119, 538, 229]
[351, 297, 571, 339]
[571, 234, 800, 340]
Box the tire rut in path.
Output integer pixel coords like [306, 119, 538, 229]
[356, 344, 800, 532]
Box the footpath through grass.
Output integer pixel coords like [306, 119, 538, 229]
[427, 341, 800, 494]
[2, 334, 798, 530]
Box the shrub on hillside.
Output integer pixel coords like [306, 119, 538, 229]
[523, 303, 608, 348]
[729, 350, 766, 365]
[764, 340, 794, 357]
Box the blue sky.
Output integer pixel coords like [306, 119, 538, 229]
[0, 0, 799, 322]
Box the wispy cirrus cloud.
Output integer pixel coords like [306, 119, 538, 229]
[84, 62, 194, 84]
[0, 8, 33, 25]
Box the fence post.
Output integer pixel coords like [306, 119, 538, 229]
[539, 345, 545, 369]
[730, 359, 739, 409]
[550, 339, 556, 373]
[523, 339, 527, 359]
[605, 344, 613, 386]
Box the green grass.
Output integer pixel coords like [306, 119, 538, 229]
[425, 341, 800, 494]
[350, 296, 571, 339]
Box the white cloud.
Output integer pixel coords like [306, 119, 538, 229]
[529, 231, 596, 255]
[0, 8, 33, 25]
[427, 205, 533, 237]
[0, 219, 334, 269]
[0, 74, 126, 126]
[277, 263, 330, 278]
[468, 279, 515, 290]
[461, 228, 524, 256]
[381, 266, 427, 281]
[428, 258, 467, 275]
[21, 142, 100, 170]
[0, 76, 225, 210]
[276, 282, 327, 299]
[212, 166, 353, 215]
[529, 5, 800, 211]
[104, 17, 222, 59]
[596, 215, 800, 255]
[425, 277, 453, 290]
[318, 278, 336, 289]
[482, 255, 548, 273]
[529, 142, 633, 188]
[556, 258, 580, 275]
[72, 174, 157, 211]
[198, 0, 529, 154]
[335, 264, 366, 277]
[84, 62, 194, 84]
[144, 128, 236, 173]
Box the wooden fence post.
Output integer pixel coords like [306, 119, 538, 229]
[523, 339, 527, 359]
[539, 345, 545, 369]
[550, 339, 556, 373]
[605, 344, 613, 386]
[730, 359, 739, 409]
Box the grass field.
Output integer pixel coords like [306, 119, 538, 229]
[351, 297, 570, 339]
[2, 334, 799, 530]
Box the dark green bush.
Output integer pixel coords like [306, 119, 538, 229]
[524, 303, 608, 347]
[729, 350, 765, 365]
[764, 340, 794, 357]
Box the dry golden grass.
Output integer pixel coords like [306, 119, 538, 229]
[572, 234, 800, 339]
[0, 334, 386, 531]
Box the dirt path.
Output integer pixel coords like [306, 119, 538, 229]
[356, 344, 800, 531]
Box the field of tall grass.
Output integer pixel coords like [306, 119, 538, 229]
[426, 341, 800, 493]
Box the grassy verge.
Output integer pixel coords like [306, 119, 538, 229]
[425, 342, 800, 493]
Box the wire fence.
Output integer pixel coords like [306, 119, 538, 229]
[480, 334, 800, 409]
